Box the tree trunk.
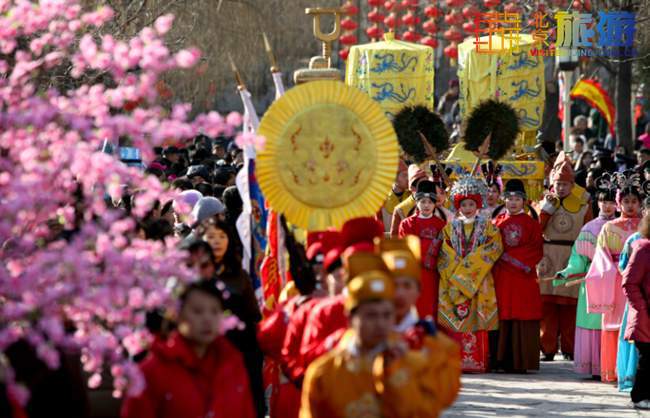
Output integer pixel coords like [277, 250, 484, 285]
[615, 56, 633, 153]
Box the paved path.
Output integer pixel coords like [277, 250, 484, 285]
[443, 356, 650, 417]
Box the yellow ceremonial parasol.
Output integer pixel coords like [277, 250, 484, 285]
[256, 80, 399, 231]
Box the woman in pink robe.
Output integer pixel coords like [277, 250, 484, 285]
[586, 180, 642, 382]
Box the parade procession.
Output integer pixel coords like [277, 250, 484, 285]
[2, 0, 650, 417]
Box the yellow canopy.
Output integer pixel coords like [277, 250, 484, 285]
[345, 33, 434, 118]
[458, 34, 545, 138]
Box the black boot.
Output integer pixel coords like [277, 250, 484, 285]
[541, 353, 555, 361]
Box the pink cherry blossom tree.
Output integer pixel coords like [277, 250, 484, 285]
[0, 0, 242, 403]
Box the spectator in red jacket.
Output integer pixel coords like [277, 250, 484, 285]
[622, 214, 650, 410]
[121, 279, 255, 418]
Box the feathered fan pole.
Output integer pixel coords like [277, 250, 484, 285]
[419, 131, 450, 187]
[463, 99, 520, 175]
[470, 133, 491, 176]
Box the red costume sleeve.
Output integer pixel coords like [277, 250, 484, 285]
[539, 210, 551, 231]
[257, 306, 289, 363]
[398, 216, 413, 238]
[622, 244, 650, 315]
[299, 298, 347, 376]
[389, 209, 402, 238]
[281, 300, 314, 383]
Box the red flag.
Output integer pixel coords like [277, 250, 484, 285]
[259, 210, 285, 316]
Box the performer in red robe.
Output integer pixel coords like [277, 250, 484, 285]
[298, 218, 384, 381]
[398, 180, 447, 319]
[258, 295, 310, 418]
[492, 179, 545, 372]
[257, 229, 339, 418]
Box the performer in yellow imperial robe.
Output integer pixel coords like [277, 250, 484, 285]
[380, 248, 461, 411]
[437, 174, 503, 373]
[300, 269, 452, 418]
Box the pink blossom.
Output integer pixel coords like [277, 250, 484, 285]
[36, 343, 60, 369]
[81, 6, 114, 26]
[79, 34, 98, 63]
[128, 288, 145, 309]
[235, 132, 266, 152]
[154, 14, 174, 35]
[68, 19, 82, 32]
[174, 48, 200, 68]
[44, 52, 64, 68]
[88, 373, 102, 389]
[0, 1, 244, 401]
[226, 111, 243, 127]
[124, 362, 146, 397]
[195, 111, 225, 137]
[219, 314, 244, 334]
[111, 364, 123, 377]
[171, 103, 191, 121]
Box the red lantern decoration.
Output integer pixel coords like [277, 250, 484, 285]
[583, 0, 592, 10]
[340, 33, 358, 45]
[341, 1, 359, 15]
[402, 11, 418, 26]
[420, 36, 439, 48]
[571, 0, 582, 10]
[397, 0, 410, 10]
[384, 13, 399, 29]
[444, 42, 458, 60]
[462, 5, 481, 19]
[462, 21, 477, 33]
[368, 0, 383, 6]
[446, 0, 464, 7]
[444, 10, 464, 26]
[422, 19, 438, 33]
[443, 26, 464, 42]
[367, 25, 384, 39]
[341, 17, 358, 31]
[483, 0, 500, 8]
[402, 30, 422, 42]
[368, 10, 385, 23]
[339, 0, 358, 61]
[385, 0, 395, 10]
[424, 5, 442, 17]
